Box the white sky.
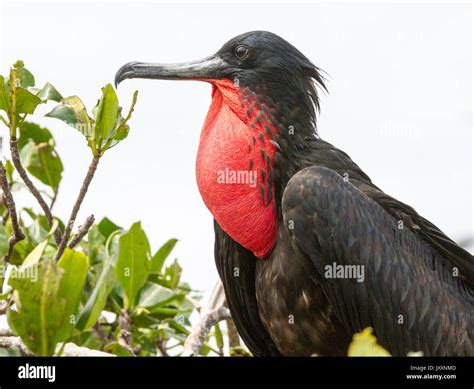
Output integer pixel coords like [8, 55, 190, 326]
[1, 1, 472, 294]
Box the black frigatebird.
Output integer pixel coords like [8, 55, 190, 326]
[115, 31, 474, 356]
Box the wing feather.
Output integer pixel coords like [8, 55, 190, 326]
[282, 166, 474, 356]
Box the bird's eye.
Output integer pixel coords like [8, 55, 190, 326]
[235, 45, 249, 60]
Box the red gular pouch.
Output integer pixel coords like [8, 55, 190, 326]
[196, 78, 278, 259]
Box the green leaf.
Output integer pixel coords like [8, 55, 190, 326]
[18, 123, 62, 189]
[8, 259, 67, 355]
[20, 238, 49, 269]
[57, 249, 89, 340]
[163, 259, 182, 289]
[18, 121, 53, 149]
[20, 219, 58, 268]
[28, 216, 51, 244]
[45, 104, 77, 127]
[86, 225, 106, 264]
[21, 139, 63, 190]
[98, 217, 121, 239]
[149, 306, 191, 318]
[137, 282, 175, 308]
[4, 160, 14, 184]
[76, 248, 116, 331]
[0, 225, 8, 257]
[93, 84, 119, 147]
[103, 90, 138, 150]
[116, 222, 151, 309]
[214, 322, 224, 353]
[103, 342, 134, 356]
[46, 96, 93, 142]
[14, 61, 35, 88]
[37, 82, 62, 102]
[150, 239, 177, 274]
[16, 88, 41, 114]
[0, 76, 9, 112]
[9, 240, 32, 266]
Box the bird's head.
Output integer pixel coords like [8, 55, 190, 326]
[115, 30, 326, 123]
[115, 31, 326, 259]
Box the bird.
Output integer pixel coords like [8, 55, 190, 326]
[115, 31, 474, 356]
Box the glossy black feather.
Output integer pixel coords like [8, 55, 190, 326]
[282, 166, 474, 355]
[214, 221, 281, 356]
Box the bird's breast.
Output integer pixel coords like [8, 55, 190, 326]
[195, 80, 277, 258]
[255, 225, 351, 355]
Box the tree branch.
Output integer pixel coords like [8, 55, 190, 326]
[182, 281, 231, 356]
[0, 161, 25, 261]
[0, 335, 33, 356]
[9, 137, 62, 245]
[117, 308, 138, 355]
[0, 336, 114, 356]
[68, 214, 95, 249]
[56, 155, 100, 260]
[0, 328, 14, 337]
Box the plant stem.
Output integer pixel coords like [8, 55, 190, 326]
[8, 70, 18, 138]
[0, 161, 25, 262]
[9, 137, 62, 244]
[67, 214, 95, 249]
[55, 155, 100, 259]
[50, 190, 58, 210]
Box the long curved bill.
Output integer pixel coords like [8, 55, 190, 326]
[114, 55, 227, 87]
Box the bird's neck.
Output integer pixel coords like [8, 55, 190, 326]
[196, 79, 278, 258]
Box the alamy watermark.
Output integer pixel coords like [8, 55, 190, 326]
[324, 262, 365, 283]
[217, 168, 257, 188]
[0, 265, 38, 283]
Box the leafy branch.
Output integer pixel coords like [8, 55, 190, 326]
[0, 60, 235, 358]
[2, 62, 62, 244]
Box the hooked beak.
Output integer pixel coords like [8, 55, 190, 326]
[114, 55, 228, 87]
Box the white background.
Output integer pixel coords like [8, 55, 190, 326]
[1, 1, 472, 295]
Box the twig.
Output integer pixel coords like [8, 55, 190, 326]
[0, 328, 14, 337]
[182, 281, 231, 356]
[9, 137, 62, 244]
[0, 336, 114, 356]
[0, 336, 33, 356]
[56, 343, 115, 357]
[183, 306, 231, 356]
[68, 214, 95, 249]
[226, 317, 241, 350]
[0, 161, 25, 261]
[156, 337, 169, 356]
[55, 155, 100, 260]
[117, 309, 137, 355]
[93, 321, 109, 350]
[50, 189, 58, 210]
[58, 342, 114, 356]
